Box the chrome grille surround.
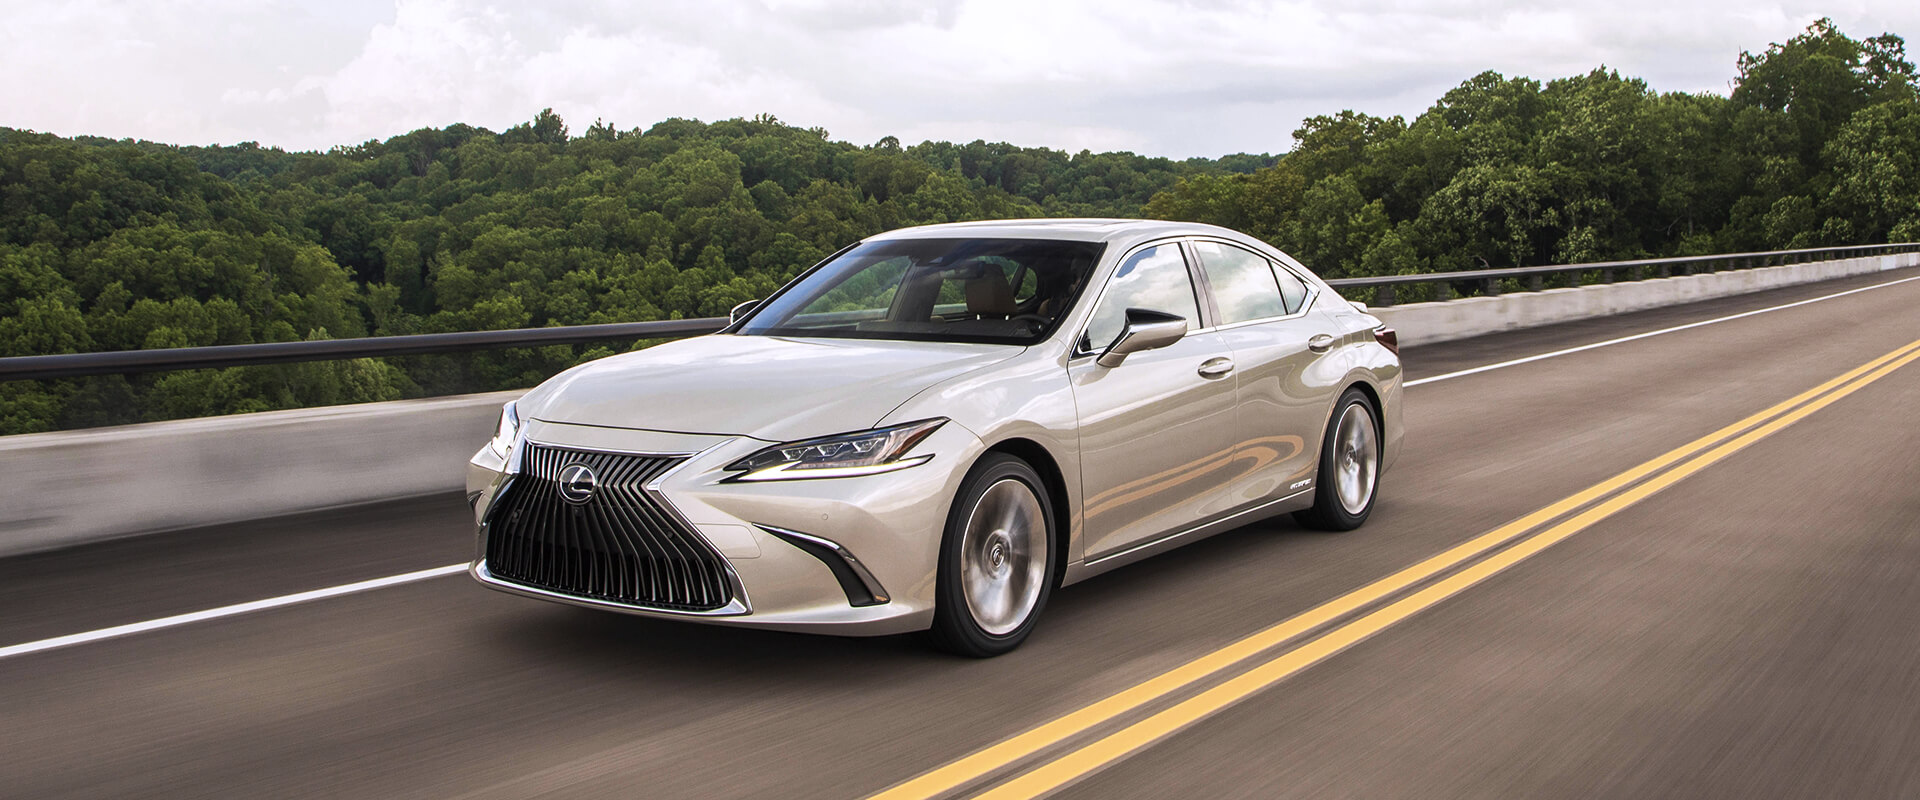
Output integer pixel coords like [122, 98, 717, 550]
[481, 443, 737, 612]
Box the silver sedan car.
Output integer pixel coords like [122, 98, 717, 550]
[467, 219, 1403, 655]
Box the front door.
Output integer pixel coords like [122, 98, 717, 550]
[1071, 243, 1241, 561]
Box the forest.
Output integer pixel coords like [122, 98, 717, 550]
[2, 19, 1916, 434]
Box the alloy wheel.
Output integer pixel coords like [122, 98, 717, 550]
[959, 478, 1048, 636]
[1333, 402, 1379, 515]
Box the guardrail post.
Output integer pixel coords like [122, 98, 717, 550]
[1377, 285, 1395, 306]
[1483, 277, 1500, 296]
[1601, 268, 1615, 284]
[1529, 274, 1544, 292]
[1437, 281, 1453, 301]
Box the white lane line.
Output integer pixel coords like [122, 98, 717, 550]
[0, 563, 467, 661]
[7, 273, 1916, 661]
[1405, 273, 1920, 387]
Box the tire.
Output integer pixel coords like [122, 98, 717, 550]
[928, 453, 1058, 657]
[1293, 388, 1382, 532]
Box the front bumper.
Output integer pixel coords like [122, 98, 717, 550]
[467, 418, 983, 636]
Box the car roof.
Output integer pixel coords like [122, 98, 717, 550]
[858, 218, 1329, 285]
[865, 218, 1252, 247]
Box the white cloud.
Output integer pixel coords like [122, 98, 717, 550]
[317, 1, 527, 141]
[3, 0, 1917, 157]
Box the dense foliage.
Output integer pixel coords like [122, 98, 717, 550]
[1147, 19, 1919, 280]
[0, 113, 1266, 432]
[2, 19, 1915, 434]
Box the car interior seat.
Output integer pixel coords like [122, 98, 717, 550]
[965, 268, 1016, 319]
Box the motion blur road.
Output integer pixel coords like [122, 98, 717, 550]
[4, 269, 1918, 799]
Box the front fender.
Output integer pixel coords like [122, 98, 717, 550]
[877, 342, 1086, 566]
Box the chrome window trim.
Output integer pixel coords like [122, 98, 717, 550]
[1066, 234, 1328, 361]
[1067, 236, 1212, 359]
[1184, 235, 1321, 327]
[1266, 252, 1322, 316]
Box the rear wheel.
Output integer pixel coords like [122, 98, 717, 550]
[1294, 388, 1381, 531]
[928, 453, 1056, 657]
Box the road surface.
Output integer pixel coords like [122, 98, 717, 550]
[3, 267, 1917, 799]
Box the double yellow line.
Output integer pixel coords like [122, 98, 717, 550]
[871, 338, 1920, 800]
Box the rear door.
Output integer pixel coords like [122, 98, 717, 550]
[1187, 239, 1328, 506]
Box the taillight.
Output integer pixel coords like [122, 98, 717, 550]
[1373, 326, 1399, 355]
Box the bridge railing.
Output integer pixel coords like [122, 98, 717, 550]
[1333, 243, 1920, 305]
[1, 243, 1914, 382]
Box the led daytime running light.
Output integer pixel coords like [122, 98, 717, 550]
[728, 419, 946, 480]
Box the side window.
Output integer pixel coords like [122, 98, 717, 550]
[1083, 245, 1200, 351]
[1192, 241, 1287, 324]
[1273, 264, 1310, 314]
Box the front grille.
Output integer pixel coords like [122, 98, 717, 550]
[484, 444, 733, 611]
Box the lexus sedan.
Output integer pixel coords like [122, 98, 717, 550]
[467, 219, 1402, 655]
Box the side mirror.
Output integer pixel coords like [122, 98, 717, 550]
[1096, 308, 1188, 368]
[729, 299, 761, 325]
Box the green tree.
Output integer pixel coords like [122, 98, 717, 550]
[8, 24, 1919, 436]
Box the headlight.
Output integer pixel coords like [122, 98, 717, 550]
[488, 401, 520, 458]
[726, 419, 946, 481]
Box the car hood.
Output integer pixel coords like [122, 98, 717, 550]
[519, 335, 1021, 442]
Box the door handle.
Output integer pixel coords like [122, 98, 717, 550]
[1197, 357, 1235, 379]
[1308, 334, 1336, 353]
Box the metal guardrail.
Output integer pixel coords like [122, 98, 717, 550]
[0, 318, 728, 381]
[2, 243, 1913, 382]
[1339, 243, 1919, 305]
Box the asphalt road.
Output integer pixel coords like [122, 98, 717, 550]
[4, 268, 1918, 799]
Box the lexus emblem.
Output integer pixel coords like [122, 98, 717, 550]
[557, 463, 598, 504]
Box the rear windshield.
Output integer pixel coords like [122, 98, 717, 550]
[735, 238, 1107, 345]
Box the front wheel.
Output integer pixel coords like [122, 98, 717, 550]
[1294, 388, 1382, 531]
[928, 453, 1057, 657]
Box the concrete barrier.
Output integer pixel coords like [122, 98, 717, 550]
[0, 390, 517, 557]
[1371, 253, 1920, 347]
[2, 253, 1915, 557]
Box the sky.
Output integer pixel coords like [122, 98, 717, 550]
[3, 0, 1916, 159]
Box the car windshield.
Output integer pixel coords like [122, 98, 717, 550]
[735, 237, 1107, 345]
